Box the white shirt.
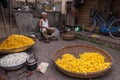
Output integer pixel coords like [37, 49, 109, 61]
[41, 19, 49, 28]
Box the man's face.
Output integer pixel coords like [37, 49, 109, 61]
[42, 14, 47, 19]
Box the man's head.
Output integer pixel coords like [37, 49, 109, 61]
[42, 12, 47, 19]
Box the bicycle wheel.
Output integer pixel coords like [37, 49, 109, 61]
[108, 19, 120, 39]
[82, 19, 96, 34]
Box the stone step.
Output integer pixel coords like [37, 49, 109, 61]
[75, 32, 120, 50]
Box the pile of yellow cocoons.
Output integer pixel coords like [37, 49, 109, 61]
[0, 34, 35, 50]
[56, 52, 111, 73]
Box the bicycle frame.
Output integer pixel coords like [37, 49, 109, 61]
[93, 11, 117, 33]
[93, 11, 106, 27]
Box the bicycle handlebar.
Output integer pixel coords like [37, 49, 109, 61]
[90, 9, 100, 18]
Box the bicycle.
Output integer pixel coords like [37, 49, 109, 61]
[83, 9, 120, 39]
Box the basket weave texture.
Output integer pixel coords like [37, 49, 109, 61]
[61, 31, 75, 40]
[53, 45, 112, 78]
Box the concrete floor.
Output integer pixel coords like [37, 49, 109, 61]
[0, 38, 120, 80]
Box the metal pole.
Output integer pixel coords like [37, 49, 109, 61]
[9, 0, 12, 35]
[26, 0, 28, 5]
[0, 5, 9, 36]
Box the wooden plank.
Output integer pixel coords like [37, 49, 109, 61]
[77, 0, 98, 25]
[0, 5, 9, 36]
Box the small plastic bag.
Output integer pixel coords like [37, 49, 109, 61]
[37, 62, 49, 74]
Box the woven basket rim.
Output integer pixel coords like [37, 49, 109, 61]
[61, 31, 76, 40]
[53, 44, 112, 78]
[61, 31, 75, 36]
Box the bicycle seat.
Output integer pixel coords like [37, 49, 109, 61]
[108, 12, 118, 16]
[107, 12, 118, 20]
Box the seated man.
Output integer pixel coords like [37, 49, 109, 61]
[39, 12, 56, 43]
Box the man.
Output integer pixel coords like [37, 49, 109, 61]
[39, 12, 56, 43]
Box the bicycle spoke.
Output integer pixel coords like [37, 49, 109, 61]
[109, 19, 120, 39]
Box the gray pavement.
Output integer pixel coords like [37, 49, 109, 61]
[0, 38, 120, 80]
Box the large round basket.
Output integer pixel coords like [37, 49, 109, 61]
[53, 45, 112, 78]
[0, 36, 36, 54]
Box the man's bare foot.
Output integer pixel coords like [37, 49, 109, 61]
[44, 39, 50, 43]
